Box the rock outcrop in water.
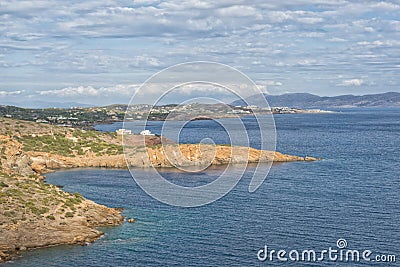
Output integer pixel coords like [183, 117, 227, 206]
[27, 144, 316, 172]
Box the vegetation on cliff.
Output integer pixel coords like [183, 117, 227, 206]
[0, 170, 124, 262]
[0, 116, 317, 262]
[0, 117, 122, 157]
[18, 132, 122, 157]
[0, 120, 125, 263]
[0, 173, 84, 225]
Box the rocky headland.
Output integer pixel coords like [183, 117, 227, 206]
[0, 117, 317, 262]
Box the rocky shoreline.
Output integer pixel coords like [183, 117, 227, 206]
[0, 117, 318, 263]
[27, 144, 317, 174]
[0, 134, 124, 263]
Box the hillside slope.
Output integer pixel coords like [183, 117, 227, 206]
[231, 92, 400, 108]
[0, 117, 317, 262]
[0, 133, 124, 263]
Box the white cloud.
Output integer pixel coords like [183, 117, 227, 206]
[133, 0, 160, 5]
[296, 17, 324, 24]
[0, 90, 24, 96]
[254, 80, 283, 93]
[370, 2, 400, 10]
[38, 86, 100, 97]
[298, 32, 325, 38]
[297, 59, 317, 66]
[0, 0, 55, 13]
[337, 79, 364, 86]
[267, 11, 293, 23]
[33, 81, 265, 105]
[216, 5, 261, 18]
[328, 37, 347, 42]
[357, 40, 400, 48]
[257, 80, 282, 87]
[37, 85, 139, 97]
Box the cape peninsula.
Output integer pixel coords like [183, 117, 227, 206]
[0, 117, 317, 262]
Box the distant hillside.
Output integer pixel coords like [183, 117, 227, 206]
[231, 92, 400, 108]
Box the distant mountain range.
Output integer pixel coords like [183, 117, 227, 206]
[231, 92, 400, 108]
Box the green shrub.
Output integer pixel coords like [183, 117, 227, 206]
[3, 210, 16, 217]
[5, 188, 23, 197]
[46, 215, 56, 220]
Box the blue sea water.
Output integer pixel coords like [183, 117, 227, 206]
[4, 109, 400, 266]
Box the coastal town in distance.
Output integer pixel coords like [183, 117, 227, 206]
[0, 103, 331, 128]
[3, 91, 398, 128]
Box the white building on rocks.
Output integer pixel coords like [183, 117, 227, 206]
[116, 129, 132, 135]
[140, 130, 155, 136]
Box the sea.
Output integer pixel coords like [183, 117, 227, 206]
[4, 108, 400, 266]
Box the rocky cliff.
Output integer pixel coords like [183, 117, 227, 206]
[0, 134, 124, 263]
[27, 143, 316, 173]
[0, 117, 318, 263]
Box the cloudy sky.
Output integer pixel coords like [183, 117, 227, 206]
[1, 0, 399, 106]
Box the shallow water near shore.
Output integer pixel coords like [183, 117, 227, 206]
[5, 109, 400, 266]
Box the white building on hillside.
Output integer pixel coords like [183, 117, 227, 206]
[140, 130, 155, 136]
[116, 129, 132, 135]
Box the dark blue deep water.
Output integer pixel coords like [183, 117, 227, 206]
[5, 109, 400, 266]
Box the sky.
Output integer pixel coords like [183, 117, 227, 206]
[0, 0, 399, 106]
